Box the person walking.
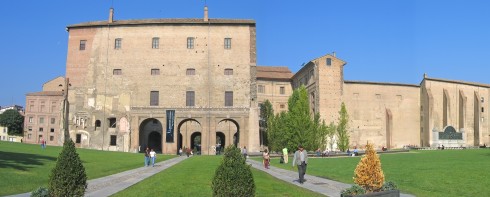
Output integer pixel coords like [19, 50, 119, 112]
[263, 149, 270, 169]
[242, 146, 248, 161]
[292, 144, 308, 184]
[150, 149, 157, 167]
[40, 138, 45, 149]
[282, 147, 288, 164]
[144, 147, 150, 166]
[178, 148, 183, 156]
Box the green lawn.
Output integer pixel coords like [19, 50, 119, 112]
[113, 156, 324, 197]
[263, 149, 490, 197]
[0, 141, 175, 196]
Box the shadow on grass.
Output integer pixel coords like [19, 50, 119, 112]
[0, 151, 57, 171]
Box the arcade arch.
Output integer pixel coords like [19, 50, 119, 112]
[139, 118, 163, 152]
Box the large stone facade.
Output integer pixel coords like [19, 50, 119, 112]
[290, 54, 489, 149]
[62, 8, 259, 154]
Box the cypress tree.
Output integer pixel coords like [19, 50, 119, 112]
[48, 139, 87, 197]
[212, 145, 255, 197]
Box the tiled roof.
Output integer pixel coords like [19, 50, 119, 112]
[67, 18, 255, 29]
[26, 91, 64, 96]
[256, 66, 293, 80]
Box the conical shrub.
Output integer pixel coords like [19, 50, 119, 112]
[48, 139, 87, 197]
[212, 145, 255, 197]
[353, 143, 384, 193]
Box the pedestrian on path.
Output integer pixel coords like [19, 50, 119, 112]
[282, 147, 288, 163]
[150, 149, 156, 167]
[144, 147, 150, 166]
[263, 148, 270, 169]
[242, 146, 248, 161]
[292, 144, 308, 184]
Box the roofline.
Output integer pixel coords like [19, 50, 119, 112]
[67, 18, 256, 29]
[42, 76, 65, 86]
[422, 77, 490, 88]
[344, 80, 420, 88]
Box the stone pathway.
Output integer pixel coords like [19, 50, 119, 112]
[246, 159, 416, 197]
[7, 156, 188, 197]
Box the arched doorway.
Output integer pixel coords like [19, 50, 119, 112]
[190, 132, 202, 154]
[216, 119, 239, 147]
[216, 132, 225, 154]
[177, 119, 202, 152]
[139, 118, 163, 153]
[148, 132, 162, 152]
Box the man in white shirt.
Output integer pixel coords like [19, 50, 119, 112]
[292, 145, 308, 184]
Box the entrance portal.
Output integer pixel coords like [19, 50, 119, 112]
[190, 132, 202, 154]
[139, 118, 163, 153]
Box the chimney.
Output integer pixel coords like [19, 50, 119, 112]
[332, 52, 336, 57]
[204, 6, 209, 22]
[109, 8, 114, 23]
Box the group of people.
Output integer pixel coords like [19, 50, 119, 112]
[262, 145, 308, 184]
[144, 147, 157, 167]
[178, 147, 194, 157]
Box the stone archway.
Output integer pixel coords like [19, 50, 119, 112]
[216, 119, 239, 147]
[177, 119, 202, 151]
[139, 118, 163, 153]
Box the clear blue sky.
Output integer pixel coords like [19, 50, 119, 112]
[1, 0, 489, 108]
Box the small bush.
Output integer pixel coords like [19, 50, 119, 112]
[341, 185, 365, 196]
[212, 145, 255, 197]
[381, 181, 398, 191]
[354, 143, 384, 192]
[30, 186, 49, 197]
[48, 139, 87, 197]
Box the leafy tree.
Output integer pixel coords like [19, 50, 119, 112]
[49, 140, 87, 197]
[0, 109, 24, 135]
[267, 86, 329, 152]
[337, 102, 350, 152]
[212, 145, 255, 197]
[354, 143, 385, 193]
[259, 100, 274, 146]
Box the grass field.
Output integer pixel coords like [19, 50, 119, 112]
[0, 141, 175, 196]
[262, 149, 490, 197]
[113, 156, 324, 197]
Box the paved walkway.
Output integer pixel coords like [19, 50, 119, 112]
[246, 159, 415, 197]
[7, 156, 188, 197]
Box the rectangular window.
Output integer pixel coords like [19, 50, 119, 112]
[28, 126, 32, 132]
[280, 87, 285, 95]
[186, 91, 195, 107]
[113, 69, 122, 75]
[150, 91, 159, 106]
[50, 136, 54, 141]
[76, 134, 81, 143]
[187, 37, 194, 49]
[80, 40, 86, 50]
[108, 118, 116, 128]
[225, 91, 233, 107]
[29, 117, 33, 123]
[39, 117, 44, 124]
[186, 68, 195, 75]
[326, 58, 332, 66]
[258, 85, 265, 93]
[151, 69, 160, 75]
[50, 128, 54, 133]
[110, 135, 117, 146]
[28, 134, 31, 139]
[39, 127, 43, 132]
[51, 118, 55, 124]
[152, 37, 159, 49]
[224, 38, 232, 49]
[224, 68, 233, 75]
[115, 38, 122, 49]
